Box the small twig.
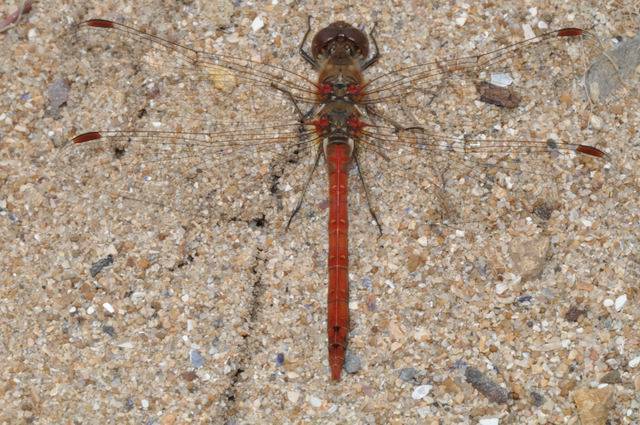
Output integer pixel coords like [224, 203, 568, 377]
[0, 1, 33, 34]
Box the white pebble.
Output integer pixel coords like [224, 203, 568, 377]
[28, 28, 38, 41]
[455, 13, 468, 26]
[141, 399, 149, 409]
[490, 73, 513, 87]
[479, 418, 500, 425]
[495, 283, 508, 295]
[614, 294, 627, 311]
[309, 395, 322, 408]
[287, 390, 300, 403]
[411, 384, 432, 400]
[103, 302, 115, 313]
[528, 7, 537, 17]
[603, 299, 614, 307]
[251, 16, 264, 32]
[417, 236, 429, 247]
[538, 21, 549, 30]
[522, 24, 536, 40]
[590, 115, 603, 130]
[417, 406, 431, 418]
[86, 306, 95, 315]
[628, 356, 640, 368]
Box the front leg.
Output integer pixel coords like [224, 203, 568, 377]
[362, 22, 381, 70]
[299, 16, 319, 69]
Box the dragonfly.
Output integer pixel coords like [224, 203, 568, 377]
[59, 16, 606, 381]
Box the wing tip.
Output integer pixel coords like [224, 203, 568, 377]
[557, 28, 584, 37]
[83, 19, 114, 28]
[576, 144, 605, 157]
[72, 132, 102, 144]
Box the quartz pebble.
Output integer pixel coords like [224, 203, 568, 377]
[309, 395, 321, 408]
[251, 16, 264, 32]
[614, 294, 627, 311]
[190, 349, 204, 368]
[287, 390, 300, 403]
[628, 356, 640, 368]
[344, 352, 362, 374]
[586, 33, 640, 102]
[479, 418, 499, 425]
[412, 384, 432, 400]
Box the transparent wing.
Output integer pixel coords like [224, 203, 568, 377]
[346, 26, 610, 236]
[355, 121, 606, 226]
[71, 19, 320, 106]
[55, 117, 323, 225]
[362, 28, 593, 107]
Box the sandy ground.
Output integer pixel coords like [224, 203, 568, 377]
[1, 0, 639, 423]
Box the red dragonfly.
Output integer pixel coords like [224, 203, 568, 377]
[60, 17, 605, 380]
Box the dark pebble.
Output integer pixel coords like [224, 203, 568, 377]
[276, 352, 285, 367]
[344, 352, 362, 374]
[399, 367, 418, 383]
[530, 390, 545, 407]
[565, 305, 587, 322]
[599, 370, 622, 384]
[465, 366, 509, 404]
[453, 359, 468, 369]
[516, 295, 533, 303]
[101, 325, 116, 337]
[90, 254, 114, 277]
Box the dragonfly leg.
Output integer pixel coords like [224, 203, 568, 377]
[299, 15, 318, 69]
[270, 82, 318, 122]
[362, 22, 380, 70]
[352, 147, 383, 235]
[285, 144, 323, 231]
[365, 104, 425, 137]
[270, 82, 320, 151]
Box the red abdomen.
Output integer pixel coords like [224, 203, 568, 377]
[326, 142, 351, 380]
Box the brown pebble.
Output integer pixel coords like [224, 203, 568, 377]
[573, 386, 614, 425]
[137, 257, 151, 270]
[160, 413, 176, 425]
[79, 282, 95, 300]
[599, 370, 622, 384]
[476, 81, 521, 108]
[181, 371, 197, 382]
[565, 305, 587, 322]
[559, 379, 577, 397]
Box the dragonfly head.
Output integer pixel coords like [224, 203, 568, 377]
[312, 21, 369, 62]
